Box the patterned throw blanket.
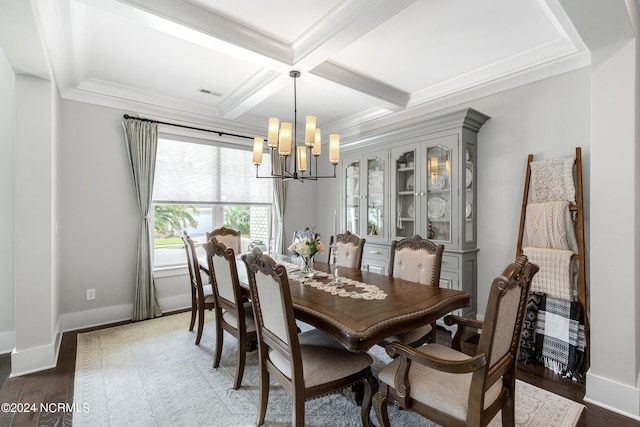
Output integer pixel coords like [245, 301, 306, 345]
[524, 293, 586, 383]
[518, 292, 543, 363]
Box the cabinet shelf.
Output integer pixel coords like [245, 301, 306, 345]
[397, 191, 414, 196]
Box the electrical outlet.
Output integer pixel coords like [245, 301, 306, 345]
[86, 288, 96, 301]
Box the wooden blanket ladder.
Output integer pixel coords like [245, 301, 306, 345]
[516, 147, 589, 367]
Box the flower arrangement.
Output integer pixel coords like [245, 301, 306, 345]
[288, 237, 326, 259]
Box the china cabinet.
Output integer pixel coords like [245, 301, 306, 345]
[391, 128, 482, 321]
[342, 149, 390, 273]
[341, 108, 489, 321]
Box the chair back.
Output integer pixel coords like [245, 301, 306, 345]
[242, 247, 302, 381]
[202, 237, 245, 323]
[328, 231, 366, 269]
[207, 227, 241, 254]
[292, 228, 316, 243]
[182, 232, 205, 302]
[472, 255, 539, 398]
[389, 235, 444, 286]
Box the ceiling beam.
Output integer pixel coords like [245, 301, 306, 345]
[312, 61, 408, 110]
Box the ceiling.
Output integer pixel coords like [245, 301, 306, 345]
[29, 0, 590, 144]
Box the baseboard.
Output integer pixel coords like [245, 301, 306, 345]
[10, 342, 58, 377]
[585, 370, 640, 420]
[60, 303, 135, 332]
[0, 330, 16, 355]
[59, 294, 190, 332]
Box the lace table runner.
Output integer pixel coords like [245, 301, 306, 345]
[287, 272, 387, 300]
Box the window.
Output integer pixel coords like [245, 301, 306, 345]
[152, 136, 272, 268]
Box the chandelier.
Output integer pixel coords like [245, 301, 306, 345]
[252, 70, 339, 182]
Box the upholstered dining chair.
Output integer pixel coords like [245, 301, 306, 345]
[241, 247, 374, 427]
[385, 234, 444, 346]
[182, 232, 215, 345]
[373, 255, 539, 427]
[327, 231, 366, 270]
[202, 237, 257, 390]
[207, 226, 241, 254]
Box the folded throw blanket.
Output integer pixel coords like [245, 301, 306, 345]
[523, 247, 575, 301]
[527, 201, 578, 253]
[518, 292, 543, 363]
[534, 294, 586, 383]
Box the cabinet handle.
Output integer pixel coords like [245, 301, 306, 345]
[369, 250, 382, 254]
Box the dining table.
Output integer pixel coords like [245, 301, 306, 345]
[199, 254, 470, 352]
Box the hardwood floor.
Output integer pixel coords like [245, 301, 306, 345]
[0, 318, 637, 427]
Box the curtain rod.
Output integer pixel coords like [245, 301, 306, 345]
[123, 114, 255, 141]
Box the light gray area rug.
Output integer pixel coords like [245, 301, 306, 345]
[73, 312, 584, 427]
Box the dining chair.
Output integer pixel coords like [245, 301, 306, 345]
[202, 237, 257, 390]
[207, 226, 241, 254]
[182, 232, 215, 345]
[241, 247, 374, 427]
[373, 255, 539, 427]
[327, 231, 366, 270]
[385, 234, 444, 346]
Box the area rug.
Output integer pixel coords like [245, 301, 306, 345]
[73, 312, 584, 427]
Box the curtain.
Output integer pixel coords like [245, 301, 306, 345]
[271, 149, 287, 254]
[123, 118, 162, 321]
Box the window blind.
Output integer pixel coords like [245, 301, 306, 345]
[153, 138, 272, 204]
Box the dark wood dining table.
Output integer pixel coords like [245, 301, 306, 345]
[199, 255, 470, 352]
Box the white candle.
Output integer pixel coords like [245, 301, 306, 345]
[333, 210, 337, 241]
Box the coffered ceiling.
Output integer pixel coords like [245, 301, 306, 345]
[28, 0, 589, 142]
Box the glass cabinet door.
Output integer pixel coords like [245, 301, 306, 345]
[464, 142, 475, 243]
[367, 157, 385, 237]
[425, 144, 452, 242]
[394, 147, 417, 238]
[345, 159, 360, 234]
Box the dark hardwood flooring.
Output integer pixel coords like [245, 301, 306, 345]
[0, 317, 637, 427]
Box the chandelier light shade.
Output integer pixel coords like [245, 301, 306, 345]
[252, 70, 339, 181]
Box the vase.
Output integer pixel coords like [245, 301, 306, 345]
[300, 256, 314, 278]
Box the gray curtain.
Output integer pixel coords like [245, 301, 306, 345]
[123, 118, 162, 321]
[271, 150, 287, 254]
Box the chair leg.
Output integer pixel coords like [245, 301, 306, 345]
[195, 305, 205, 345]
[256, 367, 269, 426]
[502, 388, 516, 427]
[212, 320, 223, 368]
[359, 376, 373, 427]
[430, 321, 437, 344]
[292, 392, 305, 427]
[189, 300, 197, 332]
[233, 334, 247, 390]
[373, 385, 391, 427]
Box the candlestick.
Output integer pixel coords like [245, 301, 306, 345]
[333, 210, 337, 241]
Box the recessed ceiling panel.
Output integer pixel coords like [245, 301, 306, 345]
[331, 0, 575, 93]
[86, 4, 261, 108]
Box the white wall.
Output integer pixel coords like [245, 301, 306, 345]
[58, 101, 144, 329]
[0, 48, 16, 354]
[469, 69, 591, 314]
